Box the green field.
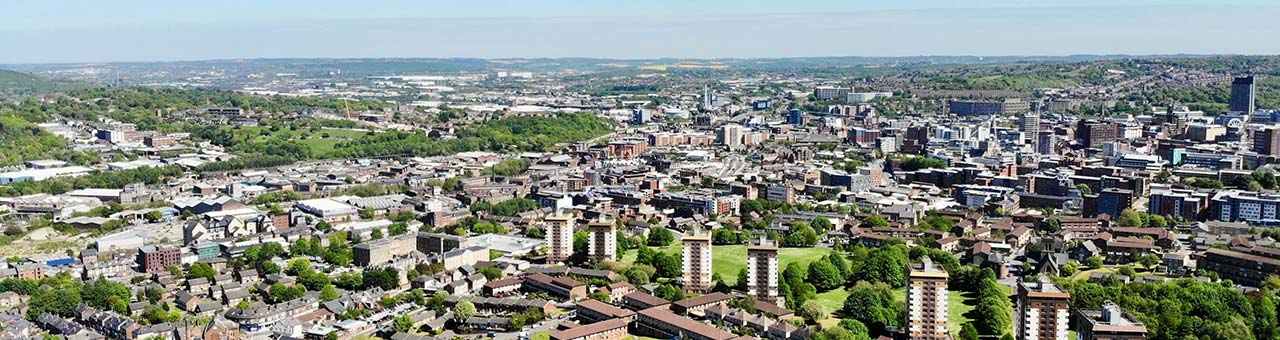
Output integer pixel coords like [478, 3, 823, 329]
[619, 244, 835, 286]
[219, 125, 372, 156]
[711, 245, 836, 286]
[948, 291, 976, 336]
[275, 128, 369, 154]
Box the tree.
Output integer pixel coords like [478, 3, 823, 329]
[320, 284, 340, 301]
[959, 322, 980, 340]
[388, 222, 409, 236]
[650, 252, 682, 279]
[477, 267, 504, 280]
[1148, 215, 1167, 228]
[188, 263, 216, 281]
[82, 279, 131, 313]
[1138, 253, 1161, 269]
[862, 216, 891, 228]
[623, 267, 651, 285]
[811, 217, 834, 232]
[781, 223, 819, 247]
[287, 258, 312, 275]
[797, 300, 828, 322]
[1118, 209, 1143, 227]
[298, 270, 331, 291]
[900, 156, 947, 171]
[392, 314, 414, 333]
[858, 245, 909, 287]
[269, 283, 305, 303]
[842, 281, 901, 335]
[647, 227, 675, 246]
[807, 259, 844, 292]
[1061, 261, 1081, 276]
[525, 226, 545, 239]
[362, 267, 399, 291]
[1086, 256, 1104, 269]
[736, 268, 749, 290]
[455, 300, 476, 320]
[1076, 183, 1093, 195]
[655, 284, 685, 301]
[974, 277, 1012, 336]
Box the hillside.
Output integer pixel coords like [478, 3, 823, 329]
[0, 69, 86, 95]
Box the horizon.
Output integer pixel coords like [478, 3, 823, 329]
[0, 53, 1259, 68]
[2, 1, 1279, 64]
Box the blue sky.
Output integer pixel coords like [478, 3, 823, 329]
[1, 0, 1277, 63]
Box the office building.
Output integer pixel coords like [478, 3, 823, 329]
[1230, 76, 1256, 114]
[765, 185, 795, 204]
[137, 245, 181, 273]
[1020, 113, 1041, 141]
[1074, 301, 1148, 340]
[294, 198, 358, 222]
[1015, 277, 1071, 340]
[682, 232, 713, 292]
[545, 214, 575, 264]
[1211, 190, 1280, 221]
[786, 109, 805, 125]
[847, 91, 893, 103]
[1252, 126, 1280, 156]
[1082, 188, 1132, 219]
[717, 125, 743, 147]
[587, 219, 617, 261]
[948, 98, 1031, 116]
[631, 109, 652, 125]
[353, 233, 416, 267]
[746, 239, 780, 304]
[1184, 124, 1227, 142]
[905, 258, 949, 340]
[813, 86, 852, 100]
[1148, 185, 1210, 221]
[1077, 121, 1118, 148]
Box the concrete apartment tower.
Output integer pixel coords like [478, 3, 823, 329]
[587, 219, 617, 261]
[1016, 277, 1072, 340]
[906, 258, 949, 340]
[746, 237, 780, 304]
[544, 214, 575, 264]
[681, 230, 713, 292]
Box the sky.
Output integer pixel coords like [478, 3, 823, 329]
[1, 0, 1278, 64]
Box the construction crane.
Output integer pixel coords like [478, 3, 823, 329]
[344, 99, 353, 120]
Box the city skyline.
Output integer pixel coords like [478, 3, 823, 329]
[1, 1, 1278, 63]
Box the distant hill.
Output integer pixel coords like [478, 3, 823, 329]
[0, 69, 86, 95]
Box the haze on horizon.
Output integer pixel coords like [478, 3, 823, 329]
[2, 0, 1278, 64]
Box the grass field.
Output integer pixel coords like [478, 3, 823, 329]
[948, 291, 976, 336]
[619, 244, 835, 286]
[232, 126, 372, 156]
